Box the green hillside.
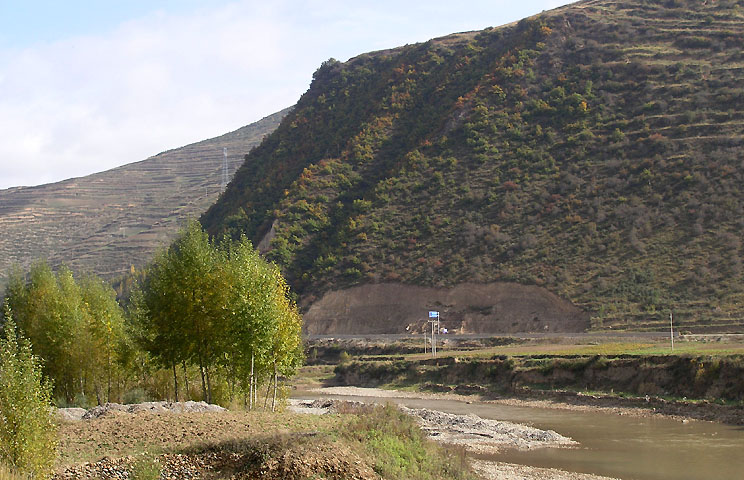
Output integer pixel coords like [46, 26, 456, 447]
[201, 0, 744, 332]
[0, 109, 288, 286]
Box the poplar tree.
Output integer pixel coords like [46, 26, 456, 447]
[0, 302, 58, 478]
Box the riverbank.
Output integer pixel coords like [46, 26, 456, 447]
[330, 354, 744, 425]
[307, 383, 744, 425]
[291, 393, 619, 480]
[53, 401, 476, 480]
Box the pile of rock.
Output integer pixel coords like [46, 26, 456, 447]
[57, 401, 226, 421]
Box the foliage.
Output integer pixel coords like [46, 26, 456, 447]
[202, 0, 744, 331]
[137, 220, 303, 405]
[3, 263, 127, 404]
[343, 404, 474, 479]
[0, 303, 58, 479]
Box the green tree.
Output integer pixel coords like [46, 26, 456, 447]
[139, 221, 303, 406]
[0, 302, 58, 479]
[141, 220, 228, 403]
[219, 236, 303, 408]
[4, 262, 127, 404]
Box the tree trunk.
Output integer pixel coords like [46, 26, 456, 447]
[264, 378, 272, 410]
[198, 354, 208, 402]
[172, 362, 179, 402]
[205, 366, 212, 404]
[182, 360, 190, 400]
[272, 363, 278, 413]
[249, 353, 255, 410]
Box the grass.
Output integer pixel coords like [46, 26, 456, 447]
[341, 404, 476, 480]
[392, 339, 744, 360]
[129, 455, 162, 480]
[0, 463, 28, 480]
[56, 405, 476, 480]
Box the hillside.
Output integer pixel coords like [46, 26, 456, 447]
[0, 109, 288, 286]
[201, 0, 744, 334]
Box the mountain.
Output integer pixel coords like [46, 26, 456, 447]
[0, 109, 289, 287]
[202, 0, 744, 334]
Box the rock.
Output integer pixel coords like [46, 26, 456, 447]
[57, 407, 87, 421]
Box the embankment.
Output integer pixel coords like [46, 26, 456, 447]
[333, 355, 744, 423]
[302, 283, 589, 334]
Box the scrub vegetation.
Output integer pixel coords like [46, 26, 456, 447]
[202, 0, 744, 332]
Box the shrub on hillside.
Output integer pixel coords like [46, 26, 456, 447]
[0, 304, 58, 479]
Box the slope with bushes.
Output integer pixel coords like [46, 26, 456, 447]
[202, 0, 744, 332]
[0, 109, 288, 288]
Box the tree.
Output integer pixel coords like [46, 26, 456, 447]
[140, 220, 227, 403]
[3, 262, 127, 404]
[0, 302, 58, 478]
[219, 236, 303, 408]
[139, 220, 304, 406]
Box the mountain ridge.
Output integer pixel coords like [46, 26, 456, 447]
[202, 0, 744, 333]
[0, 108, 290, 286]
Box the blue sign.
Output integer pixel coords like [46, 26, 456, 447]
[428, 311, 439, 318]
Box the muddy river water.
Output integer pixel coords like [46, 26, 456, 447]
[293, 391, 744, 480]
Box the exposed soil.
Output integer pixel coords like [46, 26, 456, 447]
[55, 408, 342, 470]
[302, 283, 589, 334]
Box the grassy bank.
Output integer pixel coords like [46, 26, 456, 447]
[334, 354, 744, 403]
[56, 407, 476, 480]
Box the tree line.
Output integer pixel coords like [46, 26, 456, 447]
[0, 220, 303, 409]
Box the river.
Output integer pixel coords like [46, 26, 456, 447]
[293, 390, 744, 480]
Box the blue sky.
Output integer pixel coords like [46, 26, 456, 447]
[0, 0, 573, 189]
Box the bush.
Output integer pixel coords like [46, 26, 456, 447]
[0, 306, 58, 479]
[122, 388, 151, 405]
[130, 454, 162, 480]
[343, 404, 475, 479]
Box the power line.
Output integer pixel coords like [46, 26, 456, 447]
[221, 147, 229, 191]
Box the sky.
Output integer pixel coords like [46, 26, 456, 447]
[0, 0, 573, 189]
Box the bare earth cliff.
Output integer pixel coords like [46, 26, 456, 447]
[303, 282, 589, 334]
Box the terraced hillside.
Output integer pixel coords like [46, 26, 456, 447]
[203, 0, 744, 333]
[0, 109, 288, 285]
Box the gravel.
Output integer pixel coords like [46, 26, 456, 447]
[57, 401, 226, 421]
[400, 406, 576, 453]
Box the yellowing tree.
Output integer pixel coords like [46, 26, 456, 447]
[0, 302, 58, 478]
[139, 220, 303, 406]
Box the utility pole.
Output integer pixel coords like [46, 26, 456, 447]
[670, 311, 674, 352]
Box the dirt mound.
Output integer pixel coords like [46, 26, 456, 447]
[57, 401, 226, 421]
[303, 282, 589, 334]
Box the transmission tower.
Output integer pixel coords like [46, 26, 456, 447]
[221, 147, 229, 191]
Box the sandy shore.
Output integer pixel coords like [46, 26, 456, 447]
[307, 385, 744, 425]
[470, 460, 619, 480]
[296, 388, 622, 480]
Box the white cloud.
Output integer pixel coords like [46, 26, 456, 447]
[0, 0, 571, 189]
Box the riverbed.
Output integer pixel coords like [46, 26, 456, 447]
[293, 387, 744, 480]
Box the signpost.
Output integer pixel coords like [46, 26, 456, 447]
[670, 311, 674, 352]
[428, 311, 440, 358]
